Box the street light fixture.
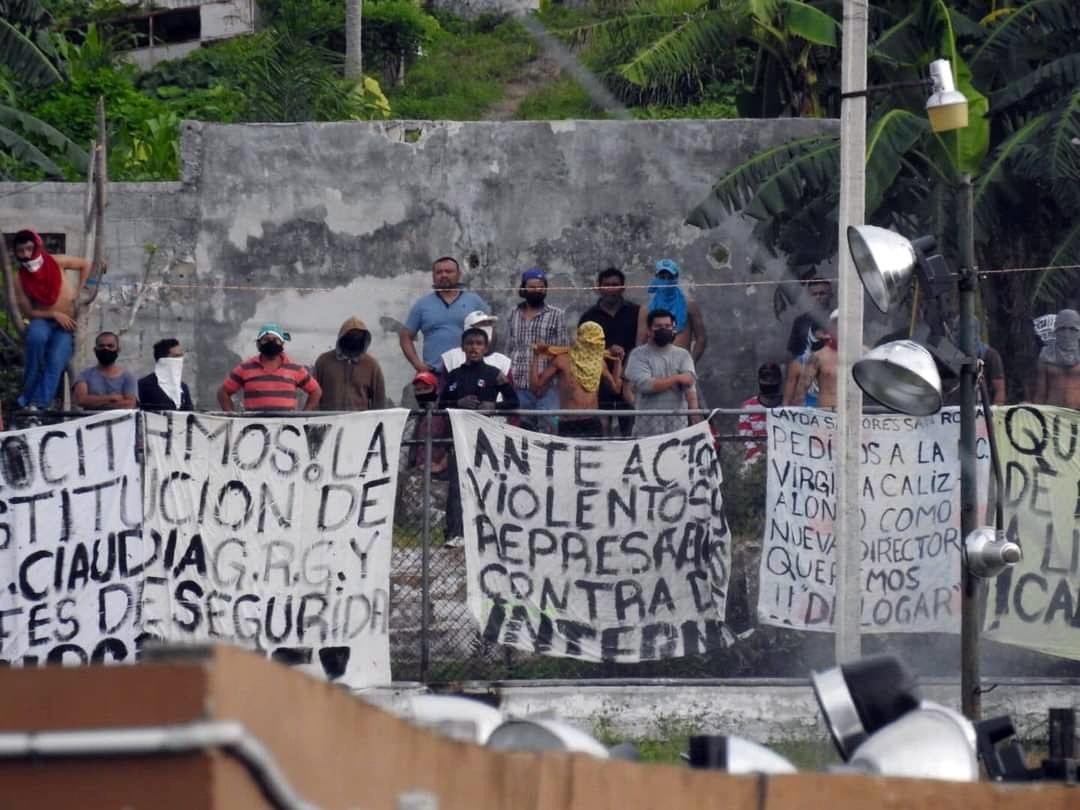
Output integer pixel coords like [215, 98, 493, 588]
[845, 223, 1022, 720]
[926, 59, 970, 134]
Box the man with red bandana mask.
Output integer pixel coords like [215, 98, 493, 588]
[11, 230, 94, 410]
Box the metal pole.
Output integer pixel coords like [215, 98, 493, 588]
[957, 173, 982, 720]
[420, 405, 433, 683]
[834, 0, 868, 664]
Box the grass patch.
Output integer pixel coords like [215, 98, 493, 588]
[516, 75, 607, 120]
[390, 17, 539, 120]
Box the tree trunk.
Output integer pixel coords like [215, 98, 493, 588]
[345, 0, 362, 81]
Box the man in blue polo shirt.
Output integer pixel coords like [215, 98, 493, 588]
[399, 256, 490, 373]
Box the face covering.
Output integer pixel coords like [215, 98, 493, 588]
[758, 382, 782, 407]
[259, 342, 284, 359]
[339, 332, 367, 354]
[599, 289, 622, 305]
[652, 328, 675, 347]
[20, 256, 44, 273]
[95, 348, 118, 367]
[154, 357, 184, 407]
[522, 291, 547, 307]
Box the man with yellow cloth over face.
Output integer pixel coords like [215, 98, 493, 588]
[530, 321, 624, 439]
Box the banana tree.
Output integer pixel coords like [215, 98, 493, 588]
[0, 0, 88, 178]
[688, 0, 1078, 397]
[560, 0, 840, 111]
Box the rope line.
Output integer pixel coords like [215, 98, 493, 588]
[81, 262, 1079, 296]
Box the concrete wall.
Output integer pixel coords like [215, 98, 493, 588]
[3, 118, 840, 407]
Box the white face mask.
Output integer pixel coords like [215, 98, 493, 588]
[154, 356, 185, 407]
[20, 256, 44, 273]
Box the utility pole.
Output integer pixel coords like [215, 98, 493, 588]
[957, 173, 982, 720]
[834, 0, 868, 664]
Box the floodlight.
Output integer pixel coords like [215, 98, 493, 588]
[810, 655, 922, 761]
[964, 527, 1023, 579]
[926, 59, 969, 134]
[404, 695, 504, 744]
[485, 718, 610, 758]
[848, 703, 979, 782]
[852, 340, 943, 416]
[685, 735, 797, 774]
[847, 225, 919, 313]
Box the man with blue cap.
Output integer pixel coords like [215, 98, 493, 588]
[636, 258, 707, 362]
[506, 267, 566, 430]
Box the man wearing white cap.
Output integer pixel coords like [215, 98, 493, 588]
[441, 311, 512, 376]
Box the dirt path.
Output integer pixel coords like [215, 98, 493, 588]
[482, 54, 561, 121]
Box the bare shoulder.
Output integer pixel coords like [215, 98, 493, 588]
[53, 254, 91, 269]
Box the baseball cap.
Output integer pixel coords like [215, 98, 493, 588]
[412, 371, 438, 388]
[655, 258, 680, 278]
[464, 310, 497, 329]
[521, 268, 547, 285]
[256, 323, 291, 342]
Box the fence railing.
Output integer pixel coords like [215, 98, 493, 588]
[12, 404, 986, 685]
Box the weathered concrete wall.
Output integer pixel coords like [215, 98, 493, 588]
[3, 118, 841, 407]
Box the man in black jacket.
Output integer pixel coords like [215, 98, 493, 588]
[439, 328, 519, 411]
[439, 327, 518, 547]
[138, 338, 193, 411]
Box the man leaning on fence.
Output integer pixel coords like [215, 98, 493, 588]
[531, 321, 624, 439]
[624, 308, 700, 437]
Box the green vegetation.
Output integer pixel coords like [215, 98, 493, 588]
[517, 76, 605, 120]
[388, 16, 538, 120]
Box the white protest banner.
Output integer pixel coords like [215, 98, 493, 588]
[0, 412, 143, 666]
[985, 406, 1080, 658]
[759, 407, 988, 633]
[141, 409, 408, 689]
[449, 410, 731, 662]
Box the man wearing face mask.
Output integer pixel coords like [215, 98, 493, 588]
[624, 308, 700, 437]
[138, 338, 193, 411]
[794, 310, 840, 409]
[578, 267, 640, 436]
[635, 259, 707, 361]
[11, 229, 97, 411]
[73, 331, 138, 410]
[738, 362, 783, 465]
[505, 268, 566, 430]
[313, 317, 386, 411]
[1033, 308, 1080, 408]
[217, 323, 322, 412]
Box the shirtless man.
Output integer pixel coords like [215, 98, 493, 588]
[635, 259, 707, 362]
[794, 315, 839, 410]
[11, 230, 94, 410]
[1033, 309, 1080, 409]
[531, 321, 624, 439]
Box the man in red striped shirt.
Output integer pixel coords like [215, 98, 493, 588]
[738, 362, 783, 466]
[217, 323, 322, 412]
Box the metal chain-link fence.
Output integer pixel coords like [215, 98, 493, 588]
[386, 407, 825, 684]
